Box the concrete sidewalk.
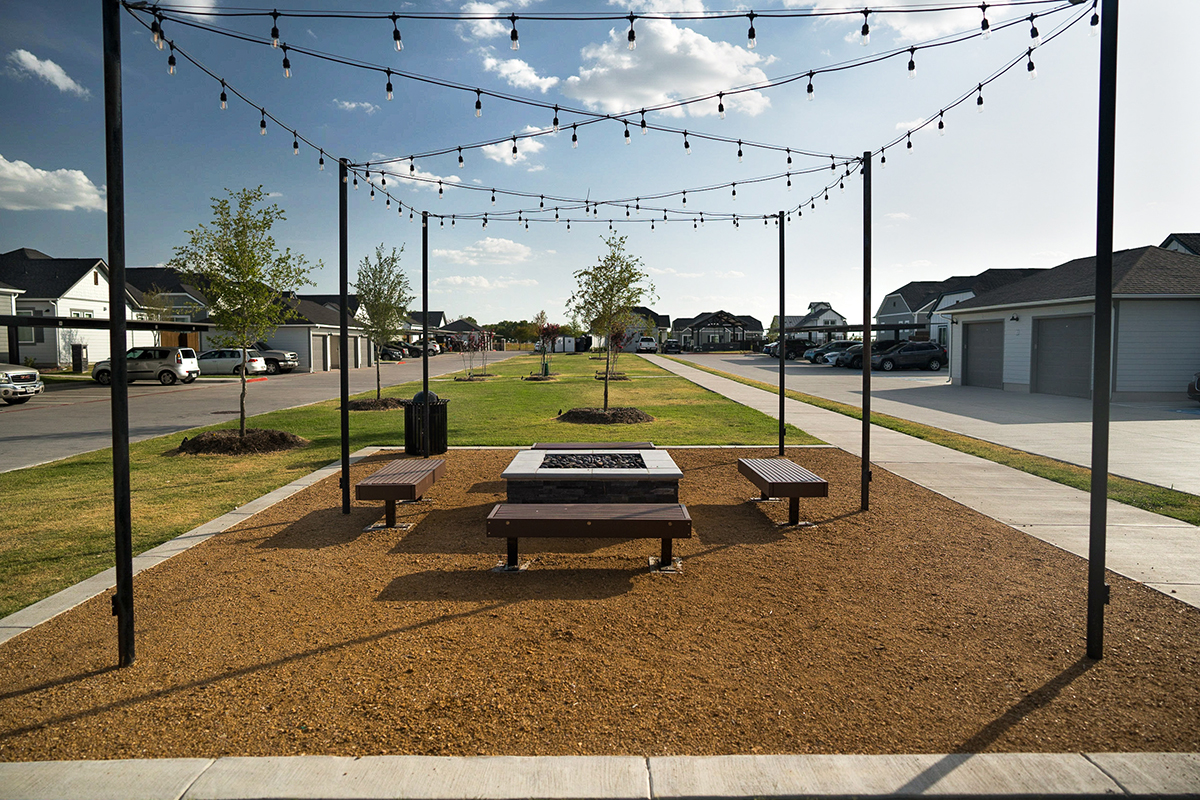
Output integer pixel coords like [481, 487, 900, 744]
[647, 355, 1200, 610]
[2, 752, 1198, 799]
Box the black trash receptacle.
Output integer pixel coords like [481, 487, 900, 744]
[71, 343, 88, 373]
[402, 390, 449, 455]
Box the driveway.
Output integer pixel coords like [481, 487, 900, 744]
[0, 353, 517, 473]
[675, 353, 1200, 495]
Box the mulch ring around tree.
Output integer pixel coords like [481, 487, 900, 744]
[176, 429, 308, 455]
[346, 398, 405, 412]
[594, 372, 630, 381]
[522, 376, 556, 382]
[453, 376, 488, 382]
[558, 407, 654, 424]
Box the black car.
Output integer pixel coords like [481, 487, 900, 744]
[1188, 371, 1200, 402]
[871, 341, 947, 372]
[663, 339, 682, 354]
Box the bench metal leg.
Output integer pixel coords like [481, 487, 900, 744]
[789, 497, 799, 526]
[660, 537, 672, 566]
[761, 489, 770, 501]
[385, 500, 396, 528]
[507, 537, 519, 569]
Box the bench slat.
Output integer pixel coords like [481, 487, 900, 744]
[486, 503, 691, 539]
[738, 458, 829, 498]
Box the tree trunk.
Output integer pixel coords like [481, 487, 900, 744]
[239, 352, 247, 438]
[375, 354, 382, 400]
[603, 345, 611, 411]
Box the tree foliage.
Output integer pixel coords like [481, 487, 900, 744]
[566, 234, 656, 410]
[353, 244, 413, 399]
[169, 186, 316, 436]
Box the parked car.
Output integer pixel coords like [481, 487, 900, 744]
[830, 343, 862, 368]
[1189, 371, 1200, 402]
[871, 341, 947, 372]
[411, 340, 441, 355]
[379, 342, 409, 360]
[663, 339, 682, 354]
[197, 348, 267, 375]
[253, 341, 299, 374]
[635, 336, 657, 354]
[0, 362, 44, 405]
[92, 346, 200, 385]
[807, 340, 857, 364]
[762, 340, 779, 357]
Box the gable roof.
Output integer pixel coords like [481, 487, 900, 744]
[444, 318, 484, 333]
[783, 302, 846, 331]
[880, 280, 957, 315]
[0, 248, 107, 300]
[630, 306, 670, 328]
[195, 296, 363, 329]
[299, 293, 361, 316]
[918, 268, 1047, 313]
[125, 266, 211, 306]
[1161, 233, 1200, 255]
[946, 246, 1200, 312]
[673, 310, 763, 332]
[409, 310, 446, 328]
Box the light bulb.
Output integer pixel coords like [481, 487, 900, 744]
[293, 136, 299, 155]
[747, 13, 756, 49]
[409, 159, 415, 175]
[475, 90, 482, 118]
[731, 183, 737, 200]
[627, 15, 636, 50]
[684, 131, 691, 155]
[511, 137, 518, 159]
[282, 47, 291, 78]
[220, 83, 227, 110]
[861, 11, 870, 45]
[510, 15, 519, 50]
[737, 141, 743, 162]
[1029, 15, 1041, 47]
[1090, 8, 1100, 34]
[906, 134, 913, 152]
[353, 176, 358, 189]
[392, 15, 403, 51]
[624, 124, 631, 145]
[370, 187, 375, 200]
[259, 114, 266, 135]
[318, 153, 325, 171]
[908, 49, 916, 79]
[807, 73, 815, 101]
[552, 105, 560, 132]
[386, 71, 393, 100]
[571, 125, 578, 148]
[270, 13, 280, 48]
[786, 174, 792, 190]
[1028, 51, 1037, 80]
[458, 147, 464, 169]
[682, 191, 687, 205]
[167, 46, 176, 75]
[640, 112, 647, 135]
[718, 93, 725, 119]
[786, 149, 792, 166]
[491, 190, 496, 205]
[938, 114, 945, 136]
[977, 89, 985, 113]
[980, 4, 990, 38]
[151, 16, 162, 47]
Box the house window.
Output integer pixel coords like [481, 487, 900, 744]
[94, 271, 99, 285]
[17, 310, 34, 344]
[70, 310, 94, 319]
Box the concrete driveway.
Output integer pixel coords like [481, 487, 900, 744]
[0, 352, 517, 473]
[676, 353, 1200, 495]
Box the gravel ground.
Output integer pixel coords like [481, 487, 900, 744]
[0, 447, 1197, 761]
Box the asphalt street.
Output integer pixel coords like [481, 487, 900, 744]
[677, 352, 1200, 495]
[0, 352, 517, 473]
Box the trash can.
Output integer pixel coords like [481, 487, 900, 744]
[402, 390, 449, 455]
[71, 343, 88, 373]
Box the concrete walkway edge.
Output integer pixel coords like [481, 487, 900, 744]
[1, 752, 1198, 799]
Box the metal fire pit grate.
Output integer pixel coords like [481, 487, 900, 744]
[541, 453, 647, 470]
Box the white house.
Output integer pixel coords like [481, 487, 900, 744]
[779, 302, 848, 344]
[199, 297, 368, 373]
[671, 310, 764, 350]
[0, 248, 154, 368]
[942, 245, 1200, 400]
[1, 279, 21, 360]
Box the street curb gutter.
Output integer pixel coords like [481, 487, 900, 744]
[0, 753, 1197, 799]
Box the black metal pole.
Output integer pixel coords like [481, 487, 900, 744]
[861, 152, 873, 512]
[1088, 0, 1119, 661]
[102, 0, 134, 668]
[338, 159, 350, 514]
[778, 210, 786, 456]
[422, 211, 430, 459]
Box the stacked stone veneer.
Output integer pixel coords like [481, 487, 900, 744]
[502, 449, 682, 504]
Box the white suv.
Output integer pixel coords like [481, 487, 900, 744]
[0, 362, 44, 405]
[92, 347, 200, 385]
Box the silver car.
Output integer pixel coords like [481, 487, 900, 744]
[198, 348, 268, 375]
[0, 362, 44, 405]
[92, 347, 200, 386]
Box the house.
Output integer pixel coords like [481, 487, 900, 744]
[942, 245, 1200, 400]
[918, 269, 1045, 346]
[630, 306, 671, 346]
[442, 318, 492, 351]
[1160, 233, 1200, 256]
[124, 266, 211, 349]
[778, 302, 848, 344]
[875, 280, 955, 338]
[1, 279, 21, 360]
[198, 296, 369, 373]
[298, 293, 362, 318]
[0, 248, 155, 367]
[671, 310, 764, 351]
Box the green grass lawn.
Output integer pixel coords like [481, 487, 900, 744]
[0, 353, 817, 617]
[667, 356, 1200, 527]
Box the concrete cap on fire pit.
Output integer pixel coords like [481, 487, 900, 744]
[502, 449, 682, 481]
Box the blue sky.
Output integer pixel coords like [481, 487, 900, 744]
[1, 0, 1196, 329]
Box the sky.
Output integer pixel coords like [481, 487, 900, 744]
[1, 0, 1197, 330]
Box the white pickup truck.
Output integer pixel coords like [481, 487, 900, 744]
[0, 362, 44, 405]
[253, 341, 299, 374]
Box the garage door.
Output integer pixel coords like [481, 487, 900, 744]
[1034, 315, 1092, 398]
[963, 322, 1004, 389]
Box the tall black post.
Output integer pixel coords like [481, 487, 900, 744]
[1088, 0, 1119, 661]
[422, 212, 430, 458]
[338, 159, 350, 513]
[861, 152, 873, 512]
[778, 211, 786, 456]
[102, 0, 134, 667]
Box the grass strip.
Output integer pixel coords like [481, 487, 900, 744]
[665, 356, 1200, 527]
[0, 353, 817, 617]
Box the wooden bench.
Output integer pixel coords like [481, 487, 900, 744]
[531, 442, 655, 450]
[355, 458, 446, 527]
[486, 503, 691, 570]
[737, 458, 829, 525]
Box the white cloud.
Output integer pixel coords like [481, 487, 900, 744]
[458, 2, 510, 40]
[561, 18, 770, 117]
[795, 0, 1012, 43]
[5, 50, 89, 98]
[433, 274, 539, 290]
[306, 29, 317, 40]
[647, 265, 704, 279]
[482, 54, 559, 92]
[333, 98, 379, 115]
[481, 126, 547, 165]
[0, 153, 105, 211]
[885, 211, 910, 220]
[895, 117, 927, 131]
[432, 237, 534, 267]
[714, 270, 745, 279]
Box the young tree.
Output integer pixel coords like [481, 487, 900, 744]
[352, 244, 413, 399]
[566, 234, 656, 410]
[169, 186, 316, 437]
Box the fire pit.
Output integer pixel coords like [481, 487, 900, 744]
[501, 448, 682, 504]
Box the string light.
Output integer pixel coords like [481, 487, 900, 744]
[281, 45, 291, 78]
[737, 140, 743, 162]
[908, 47, 916, 79]
[571, 124, 578, 148]
[509, 14, 519, 50]
[976, 84, 985, 112]
[292, 131, 299, 154]
[786, 173, 791, 190]
[511, 136, 518, 159]
[370, 186, 375, 200]
[640, 110, 647, 135]
[1090, 1, 1100, 34]
[318, 150, 325, 170]
[566, 219, 571, 231]
[747, 12, 757, 49]
[539, 196, 545, 208]
[1029, 14, 1041, 46]
[386, 196, 390, 208]
[385, 69, 393, 100]
[718, 92, 725, 119]
[270, 10, 280, 48]
[491, 189, 496, 205]
[881, 151, 888, 168]
[1026, 48, 1037, 79]
[786, 148, 792, 167]
[552, 105, 560, 132]
[684, 131, 691, 155]
[474, 89, 482, 117]
[627, 14, 636, 50]
[906, 132, 913, 152]
[861, 10, 870, 45]
[151, 13, 163, 49]
[438, 181, 443, 198]
[167, 42, 176, 74]
[259, 108, 267, 135]
[682, 190, 687, 205]
[624, 122, 631, 145]
[219, 80, 227, 109]
[937, 111, 945, 135]
[807, 72, 815, 101]
[353, 174, 358, 189]
[482, 214, 488, 229]
[390, 13, 403, 51]
[731, 183, 737, 200]
[409, 158, 415, 175]
[458, 147, 464, 169]
[980, 3, 991, 38]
